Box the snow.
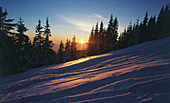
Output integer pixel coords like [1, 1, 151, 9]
[0, 37, 170, 103]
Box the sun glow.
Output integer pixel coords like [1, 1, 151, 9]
[80, 40, 84, 44]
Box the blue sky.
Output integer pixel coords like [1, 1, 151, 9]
[0, 0, 169, 49]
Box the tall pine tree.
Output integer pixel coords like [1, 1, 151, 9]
[87, 27, 95, 56]
[70, 35, 77, 60]
[58, 41, 64, 63]
[64, 39, 71, 62]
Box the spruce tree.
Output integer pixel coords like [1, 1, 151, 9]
[87, 27, 95, 56]
[0, 7, 15, 32]
[32, 18, 56, 67]
[15, 17, 30, 69]
[121, 28, 128, 48]
[64, 39, 71, 62]
[44, 17, 53, 48]
[147, 16, 156, 40]
[70, 35, 77, 60]
[105, 15, 114, 52]
[112, 17, 118, 50]
[127, 21, 133, 46]
[99, 21, 104, 53]
[94, 23, 99, 54]
[34, 19, 43, 46]
[16, 17, 28, 35]
[58, 41, 64, 63]
[156, 5, 164, 39]
[140, 11, 148, 42]
[133, 18, 140, 44]
[163, 4, 170, 37]
[118, 33, 123, 49]
[0, 7, 16, 76]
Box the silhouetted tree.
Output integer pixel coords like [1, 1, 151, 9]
[64, 39, 71, 62]
[94, 23, 99, 54]
[87, 27, 95, 56]
[132, 18, 140, 44]
[99, 21, 105, 53]
[70, 35, 77, 60]
[32, 18, 56, 67]
[34, 19, 43, 46]
[44, 17, 53, 48]
[58, 41, 64, 63]
[0, 7, 15, 32]
[0, 7, 18, 76]
[105, 15, 114, 52]
[127, 21, 133, 46]
[15, 17, 31, 69]
[139, 11, 148, 42]
[112, 17, 118, 50]
[147, 16, 156, 40]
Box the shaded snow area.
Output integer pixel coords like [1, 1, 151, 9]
[1, 37, 170, 103]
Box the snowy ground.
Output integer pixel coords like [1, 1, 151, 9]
[0, 37, 170, 103]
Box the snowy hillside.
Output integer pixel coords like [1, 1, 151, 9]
[0, 37, 170, 103]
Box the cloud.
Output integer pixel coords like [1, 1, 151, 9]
[59, 16, 93, 32]
[58, 14, 108, 32]
[51, 24, 76, 29]
[93, 14, 107, 21]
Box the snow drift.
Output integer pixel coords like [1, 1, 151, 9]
[0, 37, 170, 103]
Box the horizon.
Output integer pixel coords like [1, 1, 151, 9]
[0, 0, 169, 51]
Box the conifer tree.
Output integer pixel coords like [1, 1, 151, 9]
[118, 33, 123, 49]
[94, 23, 99, 54]
[44, 17, 53, 48]
[112, 17, 118, 50]
[127, 21, 133, 46]
[164, 4, 170, 37]
[99, 21, 104, 53]
[34, 19, 43, 46]
[15, 17, 30, 69]
[156, 5, 164, 39]
[117, 4, 170, 51]
[0, 7, 15, 32]
[139, 11, 148, 42]
[58, 41, 64, 63]
[70, 35, 77, 60]
[32, 18, 56, 67]
[118, 28, 127, 49]
[16, 18, 28, 35]
[87, 27, 95, 56]
[0, 7, 16, 76]
[147, 16, 156, 40]
[133, 18, 140, 44]
[64, 39, 71, 62]
[105, 15, 112, 52]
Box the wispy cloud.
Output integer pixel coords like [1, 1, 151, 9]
[51, 24, 77, 30]
[93, 14, 107, 21]
[58, 14, 108, 32]
[58, 14, 124, 35]
[59, 16, 93, 32]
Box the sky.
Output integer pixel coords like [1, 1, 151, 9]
[0, 0, 169, 50]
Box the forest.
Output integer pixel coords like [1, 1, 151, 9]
[0, 4, 170, 77]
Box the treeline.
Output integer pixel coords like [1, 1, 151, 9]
[0, 7, 79, 77]
[87, 15, 118, 56]
[58, 36, 77, 63]
[118, 4, 170, 49]
[0, 6, 56, 77]
[87, 4, 170, 55]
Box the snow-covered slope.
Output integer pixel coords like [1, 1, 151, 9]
[1, 37, 170, 103]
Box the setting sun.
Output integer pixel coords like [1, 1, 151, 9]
[80, 40, 84, 44]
